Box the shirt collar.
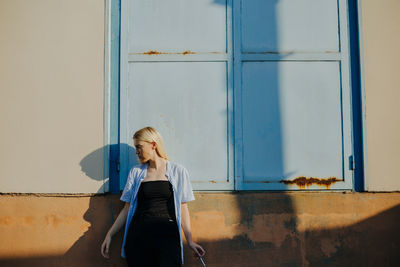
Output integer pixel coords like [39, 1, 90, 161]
[166, 159, 171, 177]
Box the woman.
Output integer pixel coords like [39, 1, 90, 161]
[101, 126, 205, 266]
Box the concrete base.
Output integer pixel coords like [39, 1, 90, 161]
[1, 192, 399, 266]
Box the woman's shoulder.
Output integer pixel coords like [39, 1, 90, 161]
[168, 161, 194, 197]
[168, 161, 188, 174]
[168, 161, 191, 184]
[128, 163, 147, 180]
[129, 163, 145, 172]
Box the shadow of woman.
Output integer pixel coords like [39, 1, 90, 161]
[62, 195, 128, 267]
[79, 144, 138, 194]
[62, 144, 138, 266]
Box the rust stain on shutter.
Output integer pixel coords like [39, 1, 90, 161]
[143, 50, 165, 55]
[280, 176, 342, 189]
[141, 50, 197, 55]
[182, 50, 195, 55]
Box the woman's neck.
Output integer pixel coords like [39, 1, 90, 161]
[147, 157, 166, 170]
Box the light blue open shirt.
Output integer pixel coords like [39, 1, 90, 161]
[120, 160, 195, 264]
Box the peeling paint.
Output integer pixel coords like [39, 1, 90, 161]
[246, 214, 295, 247]
[191, 210, 239, 240]
[0, 194, 400, 266]
[45, 215, 62, 228]
[141, 50, 196, 55]
[280, 176, 342, 189]
[143, 50, 165, 55]
[23, 216, 34, 226]
[320, 238, 340, 257]
[192, 210, 296, 248]
[0, 216, 35, 226]
[182, 50, 195, 55]
[0, 216, 12, 226]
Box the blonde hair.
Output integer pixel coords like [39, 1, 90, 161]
[133, 126, 170, 160]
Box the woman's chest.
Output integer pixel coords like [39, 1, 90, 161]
[144, 169, 168, 181]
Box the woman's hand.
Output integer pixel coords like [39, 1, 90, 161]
[181, 203, 206, 258]
[188, 241, 206, 258]
[101, 234, 112, 259]
[100, 202, 130, 259]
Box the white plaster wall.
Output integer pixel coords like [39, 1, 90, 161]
[0, 0, 105, 193]
[1, 0, 399, 192]
[361, 0, 400, 191]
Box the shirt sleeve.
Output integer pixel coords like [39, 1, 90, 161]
[120, 167, 136, 203]
[180, 167, 195, 203]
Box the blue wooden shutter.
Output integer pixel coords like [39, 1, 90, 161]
[119, 0, 234, 190]
[235, 0, 354, 190]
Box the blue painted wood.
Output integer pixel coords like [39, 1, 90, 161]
[237, 0, 354, 190]
[128, 0, 227, 53]
[241, 0, 339, 53]
[233, 0, 243, 190]
[227, 0, 234, 184]
[241, 62, 345, 190]
[119, 0, 130, 190]
[119, 0, 234, 190]
[108, 0, 121, 194]
[104, 0, 111, 193]
[116, 0, 359, 191]
[355, 0, 369, 191]
[127, 62, 230, 189]
[128, 53, 229, 62]
[348, 0, 365, 191]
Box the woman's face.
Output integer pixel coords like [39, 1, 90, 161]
[133, 139, 155, 164]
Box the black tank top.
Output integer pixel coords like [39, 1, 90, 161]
[133, 180, 176, 221]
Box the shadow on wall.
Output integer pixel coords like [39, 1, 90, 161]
[60, 195, 127, 267]
[0, 196, 399, 267]
[183, 197, 400, 267]
[0, 0, 377, 266]
[300, 203, 400, 267]
[79, 143, 139, 194]
[0, 195, 128, 267]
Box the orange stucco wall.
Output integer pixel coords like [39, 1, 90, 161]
[1, 192, 399, 266]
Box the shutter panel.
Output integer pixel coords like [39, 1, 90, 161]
[236, 0, 353, 190]
[120, 0, 234, 190]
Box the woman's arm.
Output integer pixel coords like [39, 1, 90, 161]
[181, 202, 205, 258]
[101, 202, 130, 258]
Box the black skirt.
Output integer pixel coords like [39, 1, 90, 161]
[124, 216, 182, 267]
